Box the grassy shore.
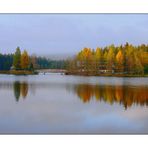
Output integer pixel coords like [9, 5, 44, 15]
[0, 70, 38, 75]
[65, 71, 148, 77]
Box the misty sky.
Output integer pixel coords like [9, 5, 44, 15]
[0, 14, 148, 56]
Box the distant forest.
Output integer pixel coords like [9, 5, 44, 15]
[0, 47, 66, 70]
[66, 43, 148, 75]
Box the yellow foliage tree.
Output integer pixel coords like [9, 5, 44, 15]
[107, 47, 115, 73]
[94, 47, 102, 74]
[116, 50, 124, 72]
[116, 50, 124, 65]
[21, 50, 29, 69]
[103, 51, 108, 61]
[95, 47, 102, 61]
[76, 47, 93, 74]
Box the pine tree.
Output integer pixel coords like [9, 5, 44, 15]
[13, 47, 21, 70]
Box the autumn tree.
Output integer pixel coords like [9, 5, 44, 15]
[76, 50, 84, 72]
[95, 47, 102, 74]
[125, 44, 135, 74]
[83, 48, 92, 74]
[133, 53, 144, 75]
[107, 46, 115, 73]
[21, 50, 29, 69]
[13, 47, 21, 70]
[103, 50, 108, 63]
[76, 47, 93, 75]
[116, 50, 124, 73]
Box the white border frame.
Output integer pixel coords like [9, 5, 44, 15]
[0, 0, 148, 13]
[0, 0, 148, 148]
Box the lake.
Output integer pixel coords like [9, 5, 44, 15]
[0, 73, 148, 134]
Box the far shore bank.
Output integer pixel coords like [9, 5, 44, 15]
[65, 72, 148, 77]
[0, 70, 148, 77]
[0, 70, 38, 75]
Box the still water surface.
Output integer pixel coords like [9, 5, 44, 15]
[0, 74, 148, 134]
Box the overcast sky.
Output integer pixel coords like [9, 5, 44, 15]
[0, 14, 148, 56]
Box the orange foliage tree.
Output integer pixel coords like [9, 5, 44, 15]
[21, 50, 30, 69]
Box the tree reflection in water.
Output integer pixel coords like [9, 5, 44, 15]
[13, 81, 28, 101]
[72, 84, 148, 109]
[12, 80, 148, 108]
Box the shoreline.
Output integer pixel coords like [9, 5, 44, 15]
[0, 70, 148, 77]
[65, 72, 148, 77]
[0, 70, 38, 75]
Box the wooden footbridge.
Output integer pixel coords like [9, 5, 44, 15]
[37, 69, 67, 74]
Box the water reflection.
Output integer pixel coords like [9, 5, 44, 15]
[0, 78, 148, 108]
[70, 84, 148, 109]
[13, 81, 28, 101]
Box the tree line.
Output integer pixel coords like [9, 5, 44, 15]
[66, 43, 148, 75]
[0, 47, 65, 71]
